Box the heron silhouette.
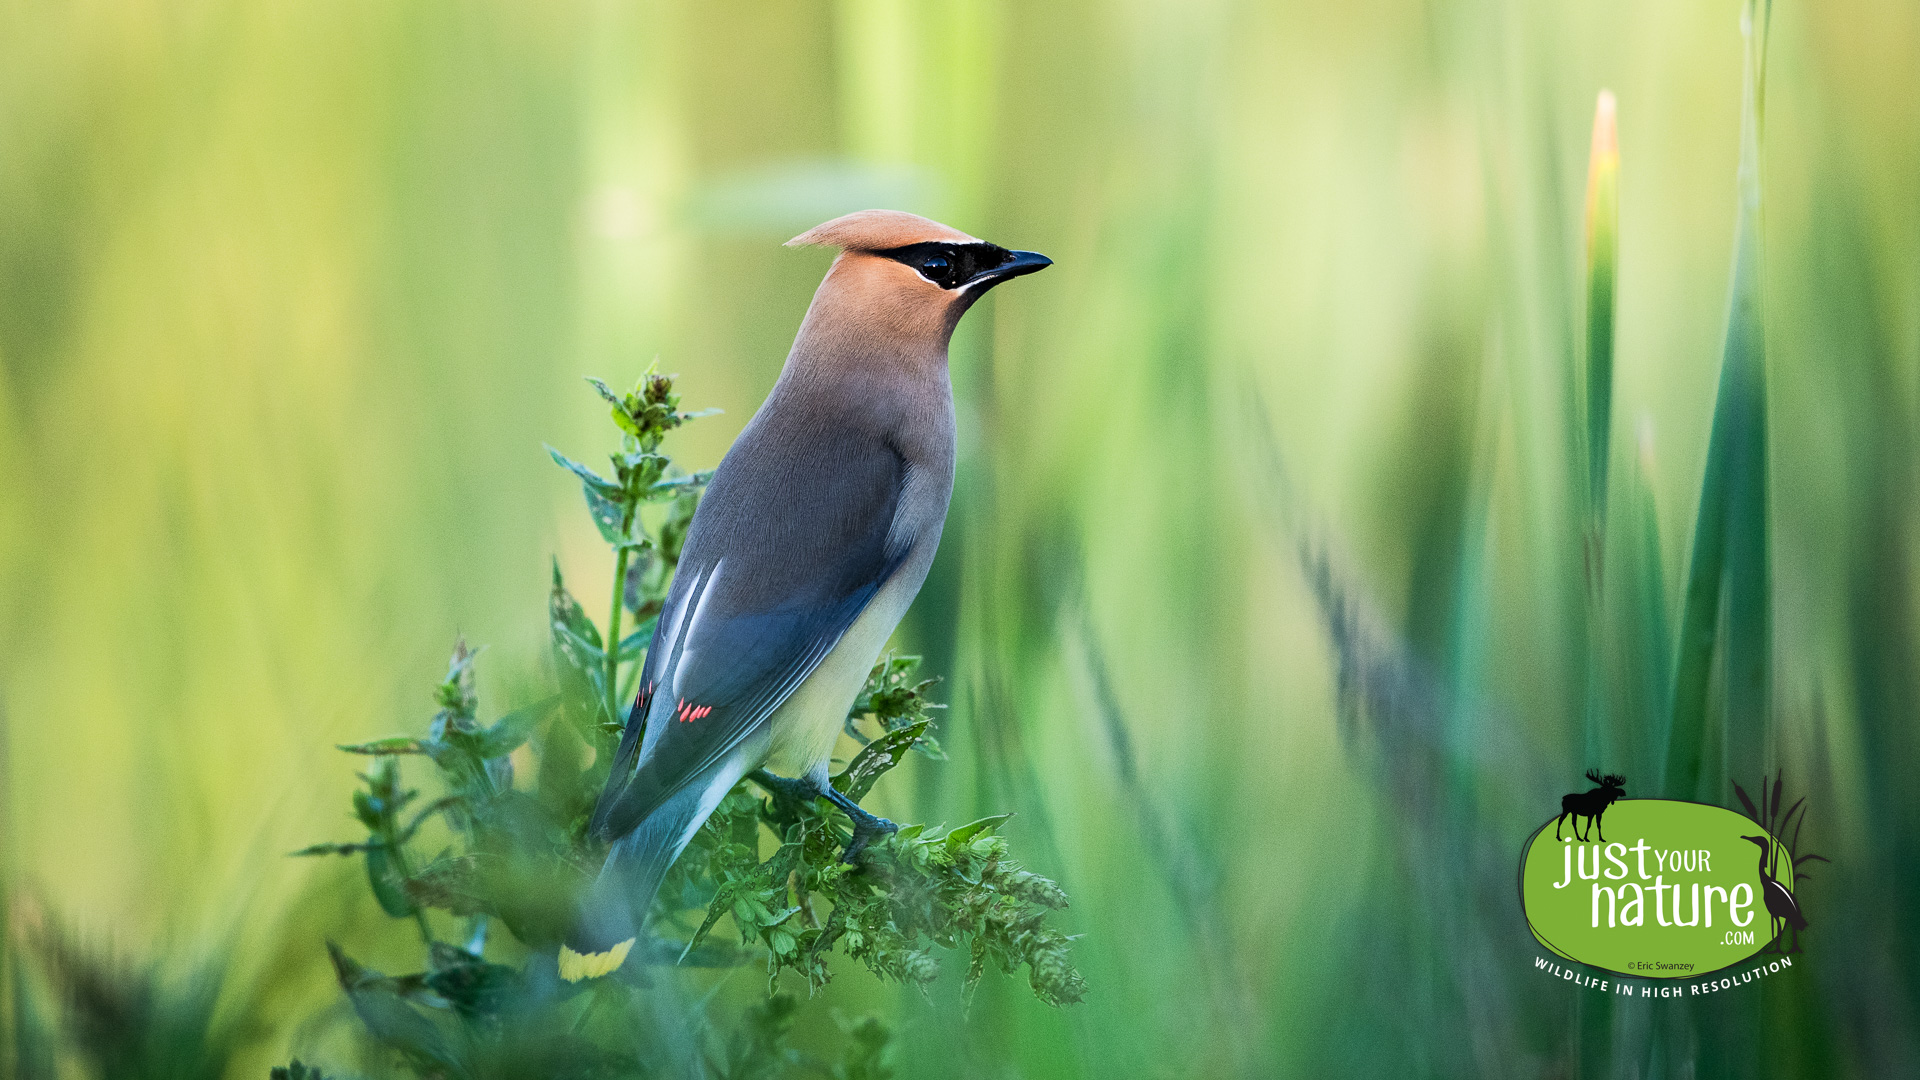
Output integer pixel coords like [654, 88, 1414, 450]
[1741, 834, 1807, 953]
[1732, 773, 1829, 954]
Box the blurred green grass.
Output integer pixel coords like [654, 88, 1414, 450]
[2, 0, 1916, 1075]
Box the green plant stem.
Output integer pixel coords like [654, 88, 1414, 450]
[605, 542, 630, 728]
[385, 839, 435, 946]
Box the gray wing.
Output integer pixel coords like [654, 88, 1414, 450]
[588, 419, 914, 843]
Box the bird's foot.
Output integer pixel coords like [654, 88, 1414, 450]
[820, 783, 898, 864]
[750, 770, 817, 814]
[751, 770, 897, 863]
[839, 814, 899, 864]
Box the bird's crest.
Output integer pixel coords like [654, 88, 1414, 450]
[786, 209, 980, 252]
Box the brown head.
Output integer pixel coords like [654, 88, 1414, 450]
[784, 210, 1051, 367]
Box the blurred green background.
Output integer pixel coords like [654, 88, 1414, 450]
[2, 0, 1916, 1075]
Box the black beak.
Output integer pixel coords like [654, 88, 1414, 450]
[967, 249, 1052, 292]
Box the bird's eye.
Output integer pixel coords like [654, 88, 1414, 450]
[920, 252, 955, 285]
[875, 241, 978, 289]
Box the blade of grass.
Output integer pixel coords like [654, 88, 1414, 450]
[1612, 421, 1673, 785]
[1580, 89, 1621, 776]
[1665, 0, 1774, 801]
[1815, 190, 1920, 1074]
[1576, 105, 1623, 1042]
[1669, 8, 1774, 1071]
[1583, 90, 1619, 591]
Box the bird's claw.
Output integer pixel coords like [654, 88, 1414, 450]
[752, 769, 897, 863]
[841, 815, 899, 865]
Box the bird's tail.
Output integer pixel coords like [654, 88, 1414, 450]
[560, 759, 747, 982]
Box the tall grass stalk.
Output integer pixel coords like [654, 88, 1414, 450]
[1574, 88, 1623, 1068]
[1580, 89, 1621, 773]
[1613, 422, 1673, 786]
[1582, 89, 1620, 591]
[1665, 0, 1774, 802]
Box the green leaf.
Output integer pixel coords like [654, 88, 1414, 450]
[833, 720, 929, 801]
[549, 576, 604, 650]
[326, 944, 458, 1071]
[586, 375, 649, 438]
[549, 569, 609, 716]
[619, 447, 672, 475]
[289, 841, 376, 857]
[351, 789, 381, 831]
[584, 375, 625, 409]
[471, 694, 560, 759]
[552, 618, 602, 684]
[336, 736, 426, 756]
[583, 486, 628, 544]
[545, 446, 623, 500]
[365, 845, 416, 918]
[943, 814, 1014, 853]
[682, 887, 736, 962]
[649, 469, 714, 496]
[422, 943, 521, 1019]
[552, 624, 606, 673]
[847, 652, 945, 759]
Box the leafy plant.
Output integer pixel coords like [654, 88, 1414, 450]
[5, 906, 247, 1080]
[292, 371, 1082, 1077]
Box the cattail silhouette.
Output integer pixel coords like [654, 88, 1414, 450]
[1733, 773, 1829, 954]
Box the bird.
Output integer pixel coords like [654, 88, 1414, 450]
[559, 210, 1051, 981]
[1740, 834, 1807, 953]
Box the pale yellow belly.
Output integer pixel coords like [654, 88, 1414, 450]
[763, 571, 917, 779]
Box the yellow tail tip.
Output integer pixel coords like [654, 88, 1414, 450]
[558, 937, 635, 982]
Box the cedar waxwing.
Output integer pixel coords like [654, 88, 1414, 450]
[560, 210, 1050, 980]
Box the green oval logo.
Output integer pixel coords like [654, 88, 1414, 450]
[1520, 799, 1794, 978]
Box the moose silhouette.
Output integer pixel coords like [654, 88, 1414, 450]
[1555, 770, 1626, 842]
